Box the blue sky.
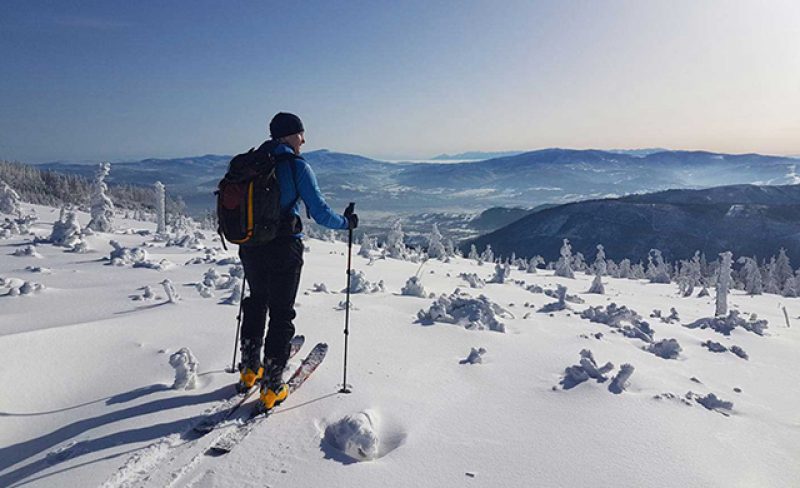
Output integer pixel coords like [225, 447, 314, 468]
[1, 0, 798, 162]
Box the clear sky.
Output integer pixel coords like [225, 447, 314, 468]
[1, 0, 798, 162]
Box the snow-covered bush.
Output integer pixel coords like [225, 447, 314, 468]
[460, 347, 487, 365]
[480, 245, 494, 265]
[161, 279, 180, 303]
[559, 349, 614, 389]
[468, 244, 479, 262]
[87, 162, 114, 232]
[11, 245, 42, 258]
[609, 364, 634, 394]
[169, 348, 198, 390]
[580, 303, 654, 343]
[587, 273, 605, 294]
[312, 282, 330, 293]
[737, 256, 762, 295]
[417, 290, 508, 332]
[343, 270, 384, 294]
[554, 239, 575, 278]
[685, 310, 768, 336]
[487, 263, 511, 284]
[694, 392, 733, 413]
[459, 273, 485, 289]
[49, 209, 88, 251]
[592, 244, 607, 276]
[538, 285, 568, 313]
[646, 249, 671, 284]
[646, 339, 682, 359]
[0, 180, 21, 216]
[221, 279, 243, 305]
[358, 233, 377, 258]
[401, 276, 427, 297]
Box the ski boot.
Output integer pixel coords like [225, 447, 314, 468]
[236, 339, 264, 394]
[258, 359, 289, 412]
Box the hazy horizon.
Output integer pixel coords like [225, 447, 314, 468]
[2, 0, 798, 163]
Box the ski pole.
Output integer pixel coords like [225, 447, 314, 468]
[340, 202, 355, 394]
[227, 273, 248, 373]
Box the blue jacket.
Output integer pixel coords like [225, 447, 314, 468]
[270, 142, 348, 234]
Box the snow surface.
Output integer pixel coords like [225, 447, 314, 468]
[1, 204, 799, 487]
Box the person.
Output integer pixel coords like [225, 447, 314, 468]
[237, 112, 358, 411]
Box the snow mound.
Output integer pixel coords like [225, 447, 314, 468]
[11, 244, 42, 258]
[322, 410, 405, 463]
[646, 338, 682, 359]
[459, 272, 485, 288]
[343, 270, 384, 294]
[580, 303, 654, 343]
[417, 289, 508, 332]
[401, 276, 428, 297]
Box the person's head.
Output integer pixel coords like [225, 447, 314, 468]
[269, 112, 305, 155]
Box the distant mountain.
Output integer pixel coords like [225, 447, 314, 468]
[604, 148, 670, 157]
[36, 148, 800, 220]
[462, 183, 800, 263]
[469, 205, 554, 232]
[431, 151, 524, 160]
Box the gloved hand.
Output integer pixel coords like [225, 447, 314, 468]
[344, 203, 358, 230]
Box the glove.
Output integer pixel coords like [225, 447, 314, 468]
[344, 204, 358, 230]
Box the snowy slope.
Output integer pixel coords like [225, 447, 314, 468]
[1, 205, 799, 488]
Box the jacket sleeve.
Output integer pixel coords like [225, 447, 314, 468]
[294, 159, 349, 230]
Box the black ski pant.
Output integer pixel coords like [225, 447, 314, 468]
[238, 236, 304, 369]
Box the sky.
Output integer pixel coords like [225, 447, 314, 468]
[0, 0, 799, 163]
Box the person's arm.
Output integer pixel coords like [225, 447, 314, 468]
[294, 159, 349, 230]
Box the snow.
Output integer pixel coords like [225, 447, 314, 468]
[0, 203, 799, 487]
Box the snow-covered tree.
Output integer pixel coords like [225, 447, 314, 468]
[468, 244, 479, 261]
[775, 248, 793, 293]
[762, 257, 781, 295]
[358, 233, 377, 258]
[737, 256, 763, 295]
[385, 220, 407, 259]
[588, 271, 605, 294]
[616, 259, 632, 279]
[646, 249, 671, 284]
[572, 252, 587, 272]
[0, 180, 21, 216]
[87, 162, 114, 232]
[716, 251, 733, 317]
[480, 244, 494, 264]
[527, 255, 544, 273]
[554, 239, 575, 278]
[593, 244, 607, 276]
[154, 181, 166, 234]
[427, 223, 446, 259]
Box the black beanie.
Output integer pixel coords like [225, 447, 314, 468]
[269, 112, 304, 139]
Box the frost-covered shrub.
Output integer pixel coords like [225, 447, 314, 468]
[702, 340, 727, 353]
[608, 364, 634, 394]
[685, 310, 768, 336]
[480, 245, 494, 265]
[460, 347, 487, 365]
[87, 162, 114, 232]
[186, 248, 221, 265]
[109, 240, 148, 266]
[221, 279, 243, 305]
[538, 285, 568, 313]
[559, 349, 614, 389]
[554, 239, 575, 278]
[646, 338, 682, 359]
[694, 392, 733, 413]
[401, 276, 427, 297]
[587, 273, 605, 294]
[459, 273, 485, 289]
[527, 255, 544, 273]
[580, 303, 654, 343]
[161, 279, 180, 303]
[737, 256, 762, 295]
[3, 278, 45, 296]
[416, 290, 508, 332]
[0, 180, 21, 216]
[487, 263, 511, 284]
[730, 345, 749, 360]
[343, 270, 384, 294]
[312, 282, 330, 293]
[468, 244, 479, 262]
[593, 244, 607, 276]
[11, 245, 42, 258]
[49, 209, 88, 251]
[195, 282, 214, 298]
[169, 348, 198, 390]
[358, 233, 377, 258]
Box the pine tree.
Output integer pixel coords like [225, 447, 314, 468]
[0, 179, 21, 216]
[593, 244, 607, 276]
[427, 223, 446, 259]
[386, 220, 407, 259]
[737, 256, 763, 295]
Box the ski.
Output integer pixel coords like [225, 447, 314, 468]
[205, 342, 329, 455]
[192, 335, 305, 435]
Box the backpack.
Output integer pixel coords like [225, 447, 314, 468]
[215, 143, 299, 249]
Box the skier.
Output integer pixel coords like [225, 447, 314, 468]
[238, 112, 358, 411]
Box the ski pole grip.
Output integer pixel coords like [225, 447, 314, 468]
[345, 202, 355, 215]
